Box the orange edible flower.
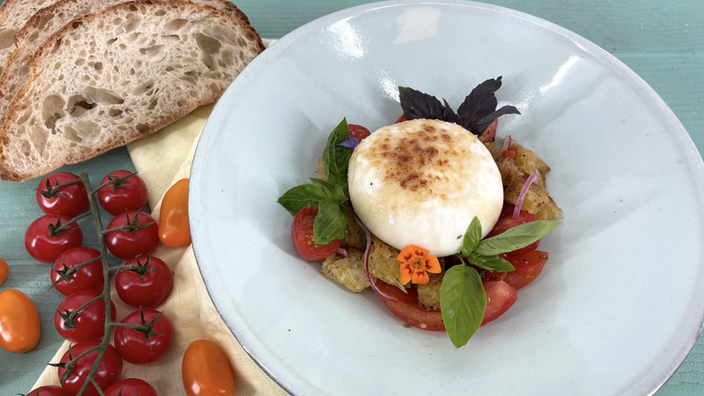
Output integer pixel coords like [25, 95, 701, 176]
[398, 245, 441, 285]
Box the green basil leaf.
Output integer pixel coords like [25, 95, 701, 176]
[333, 184, 348, 203]
[475, 220, 560, 256]
[468, 253, 515, 272]
[313, 198, 347, 244]
[440, 265, 486, 348]
[461, 217, 482, 257]
[310, 177, 333, 189]
[277, 183, 333, 215]
[322, 118, 352, 187]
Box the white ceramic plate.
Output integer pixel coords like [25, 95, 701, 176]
[189, 1, 704, 395]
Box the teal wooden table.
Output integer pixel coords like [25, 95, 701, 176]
[1, 0, 702, 394]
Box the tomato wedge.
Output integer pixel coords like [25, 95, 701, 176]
[487, 250, 549, 290]
[291, 206, 341, 260]
[374, 280, 445, 331]
[481, 280, 518, 326]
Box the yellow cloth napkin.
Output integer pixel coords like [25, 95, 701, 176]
[31, 103, 290, 395]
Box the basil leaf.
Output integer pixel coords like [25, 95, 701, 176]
[277, 183, 332, 215]
[457, 77, 502, 134]
[468, 253, 515, 272]
[313, 198, 348, 244]
[310, 177, 333, 189]
[399, 86, 444, 120]
[310, 177, 347, 202]
[322, 119, 352, 187]
[442, 99, 461, 125]
[461, 217, 482, 257]
[472, 105, 521, 134]
[440, 265, 486, 348]
[475, 220, 560, 256]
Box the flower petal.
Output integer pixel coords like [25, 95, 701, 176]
[398, 244, 429, 263]
[411, 269, 430, 285]
[423, 255, 441, 273]
[399, 263, 414, 285]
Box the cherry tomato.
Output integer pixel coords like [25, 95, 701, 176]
[98, 170, 149, 215]
[396, 114, 407, 123]
[114, 309, 173, 364]
[25, 214, 83, 264]
[487, 250, 549, 291]
[182, 339, 236, 396]
[50, 247, 104, 295]
[479, 119, 498, 143]
[115, 255, 173, 308]
[105, 211, 159, 260]
[348, 124, 371, 152]
[487, 203, 539, 254]
[0, 289, 41, 353]
[291, 206, 341, 261]
[58, 340, 123, 396]
[481, 280, 518, 326]
[35, 172, 89, 218]
[0, 257, 8, 286]
[26, 386, 73, 396]
[159, 178, 191, 247]
[54, 290, 116, 343]
[374, 280, 445, 331]
[104, 378, 158, 396]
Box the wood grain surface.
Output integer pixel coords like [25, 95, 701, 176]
[0, 0, 702, 394]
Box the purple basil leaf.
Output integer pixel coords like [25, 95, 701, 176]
[399, 86, 444, 120]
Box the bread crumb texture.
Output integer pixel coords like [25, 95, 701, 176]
[0, 0, 263, 181]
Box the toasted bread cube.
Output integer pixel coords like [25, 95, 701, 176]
[512, 141, 550, 188]
[342, 202, 366, 250]
[416, 260, 445, 311]
[317, 157, 327, 181]
[484, 141, 502, 161]
[321, 249, 369, 292]
[368, 236, 406, 289]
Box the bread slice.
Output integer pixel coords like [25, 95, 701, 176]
[0, 0, 61, 74]
[0, 0, 250, 131]
[0, 0, 264, 181]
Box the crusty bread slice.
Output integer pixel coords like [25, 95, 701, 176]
[0, 0, 61, 74]
[0, 0, 250, 131]
[0, 0, 264, 181]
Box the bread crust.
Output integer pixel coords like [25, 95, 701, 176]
[0, 0, 264, 181]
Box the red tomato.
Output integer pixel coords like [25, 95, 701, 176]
[501, 146, 517, 159]
[105, 211, 159, 260]
[480, 119, 498, 143]
[487, 250, 549, 290]
[35, 172, 89, 218]
[25, 214, 83, 264]
[291, 206, 341, 261]
[396, 114, 407, 123]
[115, 255, 173, 308]
[98, 170, 149, 216]
[26, 386, 73, 396]
[487, 203, 539, 254]
[51, 247, 104, 295]
[374, 280, 445, 331]
[348, 124, 371, 152]
[58, 340, 123, 396]
[114, 309, 174, 364]
[182, 339, 236, 396]
[481, 280, 518, 326]
[159, 178, 191, 247]
[104, 378, 158, 396]
[55, 290, 116, 343]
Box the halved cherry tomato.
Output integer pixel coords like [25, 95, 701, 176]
[58, 340, 123, 396]
[25, 214, 83, 264]
[291, 206, 341, 260]
[486, 250, 549, 290]
[481, 280, 518, 325]
[348, 124, 371, 152]
[50, 247, 104, 295]
[105, 211, 159, 260]
[182, 339, 236, 396]
[0, 257, 8, 286]
[480, 119, 498, 143]
[35, 172, 89, 218]
[54, 289, 116, 343]
[98, 170, 149, 216]
[159, 178, 191, 247]
[374, 280, 445, 331]
[104, 378, 157, 396]
[26, 386, 73, 396]
[487, 203, 539, 254]
[0, 289, 40, 353]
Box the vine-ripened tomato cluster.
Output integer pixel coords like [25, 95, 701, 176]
[25, 171, 173, 396]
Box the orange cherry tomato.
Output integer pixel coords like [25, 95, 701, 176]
[182, 339, 236, 396]
[0, 258, 8, 286]
[0, 289, 41, 353]
[159, 178, 191, 247]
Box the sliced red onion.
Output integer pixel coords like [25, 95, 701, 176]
[513, 173, 539, 219]
[352, 212, 397, 302]
[502, 135, 511, 152]
[335, 248, 348, 258]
